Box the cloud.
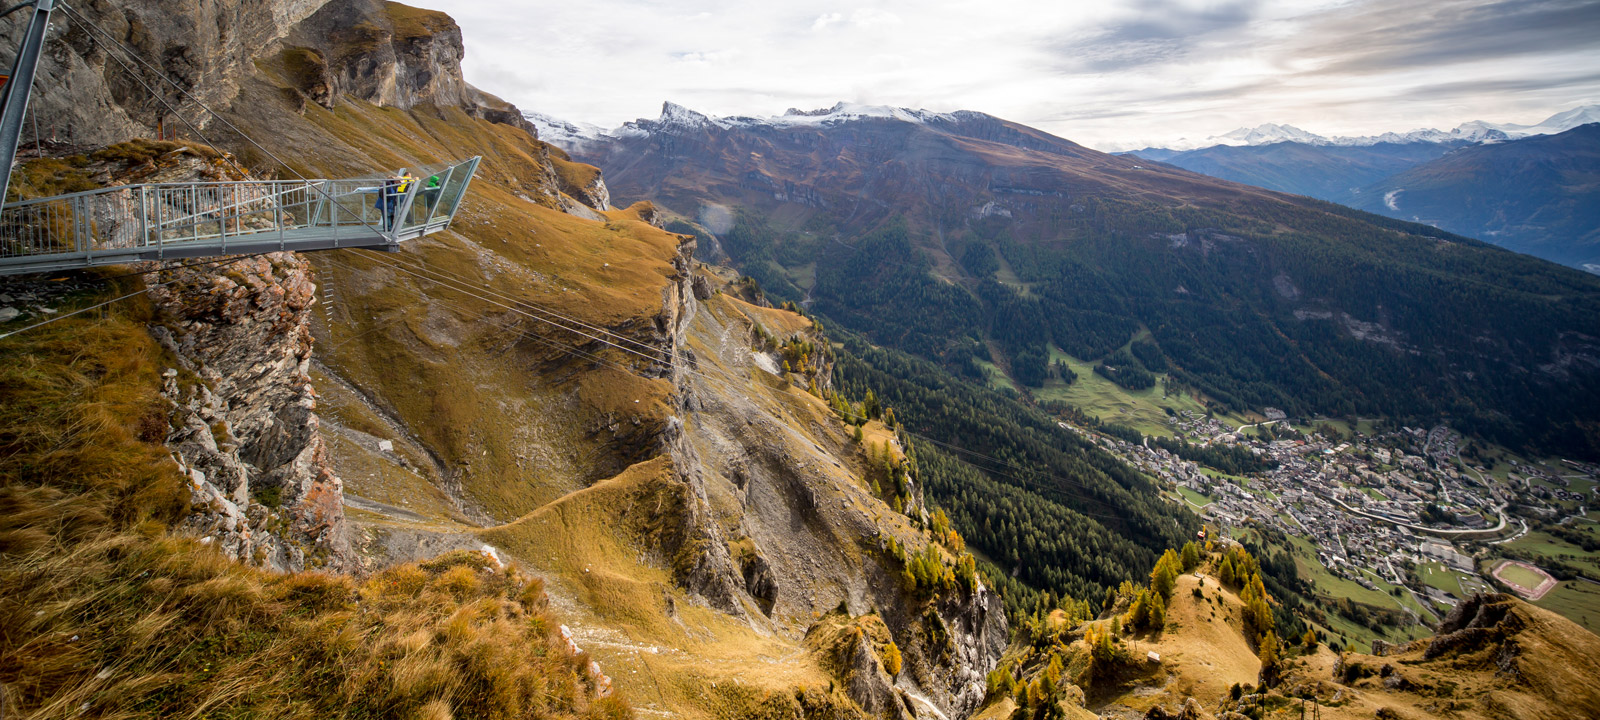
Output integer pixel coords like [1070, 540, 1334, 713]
[850, 9, 903, 28]
[409, 0, 1600, 149]
[1401, 71, 1600, 101]
[1044, 0, 1263, 72]
[811, 12, 843, 31]
[1294, 0, 1600, 76]
[671, 49, 741, 65]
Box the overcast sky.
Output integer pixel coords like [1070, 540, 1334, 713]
[411, 0, 1600, 150]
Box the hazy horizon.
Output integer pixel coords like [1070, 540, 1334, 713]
[412, 0, 1600, 151]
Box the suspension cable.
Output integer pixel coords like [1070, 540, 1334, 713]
[330, 250, 1145, 521]
[58, 1, 398, 240]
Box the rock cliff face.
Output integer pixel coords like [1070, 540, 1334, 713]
[665, 266, 1006, 717]
[7, 0, 329, 145]
[278, 0, 536, 134]
[150, 251, 350, 572]
[7, 0, 535, 146]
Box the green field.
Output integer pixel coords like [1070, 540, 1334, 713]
[785, 261, 817, 292]
[1032, 346, 1228, 438]
[1355, 567, 1440, 624]
[1300, 417, 1377, 439]
[1495, 561, 1552, 590]
[1532, 580, 1600, 635]
[1283, 536, 1401, 609]
[1418, 560, 1467, 597]
[1306, 600, 1433, 656]
[973, 358, 1019, 394]
[1177, 487, 1213, 508]
[1506, 531, 1600, 563]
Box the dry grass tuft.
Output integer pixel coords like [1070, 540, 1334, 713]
[0, 286, 631, 719]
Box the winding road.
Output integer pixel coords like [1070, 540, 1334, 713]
[1330, 495, 1508, 537]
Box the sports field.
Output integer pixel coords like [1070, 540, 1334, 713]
[1493, 560, 1557, 600]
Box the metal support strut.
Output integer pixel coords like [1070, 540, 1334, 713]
[0, 0, 56, 207]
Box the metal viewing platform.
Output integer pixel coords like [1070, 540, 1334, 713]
[0, 156, 480, 276]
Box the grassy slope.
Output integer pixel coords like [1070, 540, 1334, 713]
[1033, 346, 1250, 437]
[1533, 581, 1600, 635]
[1130, 573, 1260, 708]
[0, 287, 621, 719]
[1286, 598, 1600, 720]
[257, 97, 689, 520]
[225, 74, 938, 717]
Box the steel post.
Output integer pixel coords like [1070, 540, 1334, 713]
[0, 0, 55, 210]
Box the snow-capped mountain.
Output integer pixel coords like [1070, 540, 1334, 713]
[523, 111, 607, 148]
[1133, 104, 1598, 153]
[526, 101, 974, 151]
[1501, 104, 1600, 136]
[1212, 123, 1328, 147]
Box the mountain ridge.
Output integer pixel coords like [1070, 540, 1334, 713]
[566, 99, 1600, 460]
[1116, 103, 1600, 154]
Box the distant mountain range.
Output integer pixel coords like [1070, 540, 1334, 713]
[1123, 105, 1600, 155]
[1118, 106, 1600, 271]
[1349, 124, 1600, 271]
[534, 100, 1600, 458]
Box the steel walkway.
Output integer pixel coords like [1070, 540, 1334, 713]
[0, 156, 480, 275]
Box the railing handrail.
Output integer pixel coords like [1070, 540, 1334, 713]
[1, 178, 330, 209]
[0, 157, 480, 273]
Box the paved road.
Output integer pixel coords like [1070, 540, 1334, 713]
[1331, 495, 1508, 537]
[1489, 518, 1529, 546]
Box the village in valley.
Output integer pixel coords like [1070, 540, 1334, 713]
[1068, 409, 1600, 645]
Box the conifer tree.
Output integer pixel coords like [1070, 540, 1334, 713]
[1180, 541, 1201, 572]
[882, 641, 902, 676]
[1151, 550, 1180, 599]
[1258, 630, 1281, 686]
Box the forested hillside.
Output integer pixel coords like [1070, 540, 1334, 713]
[1351, 123, 1600, 269]
[1139, 140, 1461, 202]
[586, 108, 1600, 459]
[830, 327, 1200, 609]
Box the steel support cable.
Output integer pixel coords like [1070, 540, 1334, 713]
[349, 250, 672, 367]
[57, 1, 649, 367]
[54, 5, 251, 182]
[353, 249, 1142, 516]
[355, 247, 672, 361]
[333, 250, 1144, 521]
[57, 2, 399, 241]
[0, 2, 35, 20]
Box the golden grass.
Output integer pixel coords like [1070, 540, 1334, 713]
[0, 286, 630, 719]
[550, 155, 603, 196]
[383, 2, 458, 40]
[230, 94, 699, 521]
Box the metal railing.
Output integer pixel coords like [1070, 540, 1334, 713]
[0, 157, 480, 271]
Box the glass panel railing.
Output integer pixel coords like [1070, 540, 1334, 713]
[1, 157, 477, 268]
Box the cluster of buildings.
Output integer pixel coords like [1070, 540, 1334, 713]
[1073, 414, 1598, 622]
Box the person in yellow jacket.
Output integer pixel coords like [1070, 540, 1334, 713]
[376, 172, 416, 230]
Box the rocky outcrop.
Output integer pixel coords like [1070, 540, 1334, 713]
[806, 612, 914, 720]
[150, 252, 350, 572]
[281, 0, 537, 134]
[12, 0, 333, 146]
[9, 0, 536, 148]
[1422, 593, 1527, 680]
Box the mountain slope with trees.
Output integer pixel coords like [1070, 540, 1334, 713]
[1350, 123, 1600, 269]
[574, 104, 1600, 459]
